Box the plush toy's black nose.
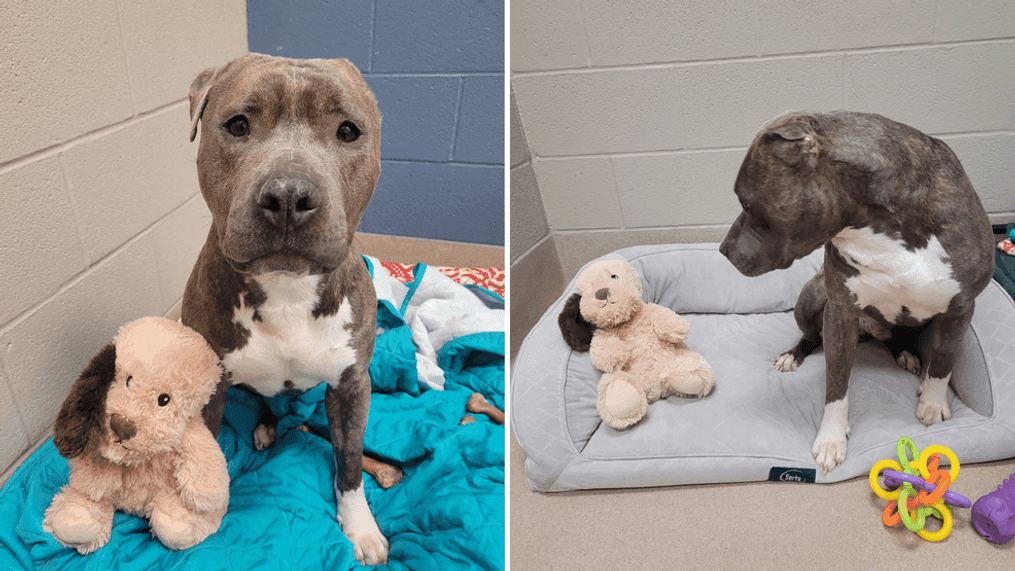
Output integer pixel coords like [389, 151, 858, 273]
[110, 414, 137, 442]
[595, 288, 609, 300]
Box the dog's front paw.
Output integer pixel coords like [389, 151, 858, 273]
[896, 351, 921, 375]
[774, 352, 799, 372]
[253, 423, 276, 450]
[337, 485, 389, 565]
[812, 435, 847, 474]
[916, 376, 952, 425]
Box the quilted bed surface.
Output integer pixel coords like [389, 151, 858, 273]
[512, 243, 1015, 492]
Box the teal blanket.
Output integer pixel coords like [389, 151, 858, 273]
[0, 263, 505, 570]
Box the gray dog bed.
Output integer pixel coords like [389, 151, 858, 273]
[511, 243, 1015, 492]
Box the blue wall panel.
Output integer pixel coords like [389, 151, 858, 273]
[247, 1, 504, 246]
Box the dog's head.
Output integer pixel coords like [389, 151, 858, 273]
[720, 112, 859, 276]
[53, 317, 222, 466]
[188, 53, 381, 276]
[559, 260, 644, 351]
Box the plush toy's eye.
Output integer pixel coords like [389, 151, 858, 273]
[158, 394, 171, 407]
[610, 274, 618, 279]
[125, 375, 132, 388]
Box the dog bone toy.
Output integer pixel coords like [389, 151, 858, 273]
[869, 437, 969, 542]
[972, 473, 1015, 544]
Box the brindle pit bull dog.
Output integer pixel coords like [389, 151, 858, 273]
[719, 111, 994, 474]
[182, 53, 388, 564]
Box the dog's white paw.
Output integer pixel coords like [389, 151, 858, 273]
[337, 482, 389, 565]
[896, 351, 921, 375]
[812, 435, 847, 474]
[917, 375, 952, 426]
[774, 352, 799, 372]
[253, 423, 276, 451]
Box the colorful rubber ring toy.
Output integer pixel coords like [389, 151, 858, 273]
[868, 436, 971, 542]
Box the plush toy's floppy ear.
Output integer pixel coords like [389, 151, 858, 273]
[53, 342, 117, 459]
[558, 293, 595, 352]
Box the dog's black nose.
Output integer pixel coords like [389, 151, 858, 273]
[256, 174, 321, 230]
[595, 288, 609, 300]
[110, 414, 137, 442]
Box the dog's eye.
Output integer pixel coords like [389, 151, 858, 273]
[125, 375, 132, 388]
[158, 394, 171, 407]
[225, 115, 250, 137]
[741, 202, 751, 212]
[337, 121, 360, 143]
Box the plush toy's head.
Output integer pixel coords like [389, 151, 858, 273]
[53, 317, 222, 466]
[558, 260, 644, 351]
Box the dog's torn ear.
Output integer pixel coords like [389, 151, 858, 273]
[764, 117, 820, 171]
[558, 293, 596, 352]
[53, 343, 118, 459]
[188, 66, 220, 142]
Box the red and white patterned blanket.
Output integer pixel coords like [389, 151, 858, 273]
[379, 262, 505, 298]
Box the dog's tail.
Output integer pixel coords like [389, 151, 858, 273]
[558, 293, 595, 352]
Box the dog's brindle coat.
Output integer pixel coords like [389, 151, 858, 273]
[720, 111, 994, 474]
[182, 54, 387, 564]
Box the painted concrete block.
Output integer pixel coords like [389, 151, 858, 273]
[612, 150, 745, 228]
[120, 0, 249, 112]
[454, 76, 505, 164]
[679, 54, 843, 149]
[510, 163, 549, 262]
[581, 0, 756, 65]
[941, 133, 1015, 215]
[369, 76, 461, 162]
[0, 157, 87, 326]
[756, 0, 934, 55]
[533, 157, 622, 231]
[845, 44, 1015, 134]
[511, 0, 588, 72]
[152, 194, 213, 308]
[0, 369, 29, 479]
[511, 91, 531, 168]
[935, 0, 1015, 42]
[2, 236, 165, 441]
[372, 0, 504, 73]
[0, 0, 132, 163]
[63, 104, 200, 264]
[247, 0, 372, 70]
[361, 161, 503, 245]
[513, 68, 685, 157]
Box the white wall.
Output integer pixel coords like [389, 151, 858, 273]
[511, 0, 1015, 280]
[0, 0, 248, 482]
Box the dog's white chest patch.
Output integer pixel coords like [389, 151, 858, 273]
[221, 274, 357, 396]
[831, 227, 960, 324]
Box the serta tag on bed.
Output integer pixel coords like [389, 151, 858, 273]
[768, 467, 817, 483]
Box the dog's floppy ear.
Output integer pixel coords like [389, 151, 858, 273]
[53, 342, 117, 459]
[558, 293, 595, 352]
[764, 116, 820, 170]
[188, 66, 221, 143]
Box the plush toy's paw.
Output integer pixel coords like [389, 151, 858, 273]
[337, 483, 389, 565]
[916, 375, 952, 426]
[597, 374, 648, 429]
[43, 489, 114, 555]
[151, 495, 224, 551]
[896, 351, 921, 376]
[253, 422, 277, 451]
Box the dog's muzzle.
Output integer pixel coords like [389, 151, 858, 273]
[256, 174, 321, 231]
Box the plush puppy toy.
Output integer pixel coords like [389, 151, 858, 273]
[44, 317, 229, 554]
[558, 260, 715, 429]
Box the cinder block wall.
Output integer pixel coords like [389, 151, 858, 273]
[0, 1, 247, 483]
[248, 0, 505, 246]
[511, 0, 1015, 294]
